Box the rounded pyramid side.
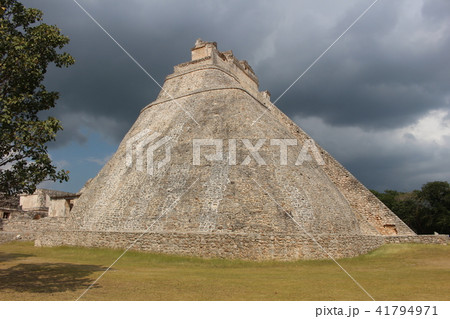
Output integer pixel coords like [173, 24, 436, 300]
[66, 40, 414, 238]
[65, 61, 369, 236]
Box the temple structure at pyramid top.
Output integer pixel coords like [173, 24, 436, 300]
[33, 39, 449, 260]
[141, 39, 271, 115]
[189, 39, 260, 92]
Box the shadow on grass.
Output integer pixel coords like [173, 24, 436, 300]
[0, 263, 106, 293]
[0, 252, 34, 263]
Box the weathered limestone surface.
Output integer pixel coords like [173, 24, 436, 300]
[2, 217, 67, 242]
[35, 230, 448, 260]
[0, 216, 66, 243]
[0, 232, 36, 243]
[0, 232, 17, 244]
[33, 39, 447, 260]
[19, 189, 74, 212]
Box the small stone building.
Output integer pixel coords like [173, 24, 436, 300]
[48, 193, 80, 218]
[19, 189, 77, 215]
[0, 189, 80, 241]
[2, 189, 79, 222]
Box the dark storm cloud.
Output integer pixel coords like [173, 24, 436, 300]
[255, 0, 450, 129]
[295, 114, 450, 191]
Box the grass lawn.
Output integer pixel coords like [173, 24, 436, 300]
[0, 241, 449, 300]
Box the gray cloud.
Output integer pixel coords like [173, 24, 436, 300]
[256, 0, 450, 129]
[295, 114, 450, 191]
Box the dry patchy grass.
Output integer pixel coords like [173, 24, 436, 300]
[0, 241, 449, 300]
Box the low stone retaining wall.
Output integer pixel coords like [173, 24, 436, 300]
[384, 235, 449, 245]
[35, 230, 449, 260]
[3, 217, 447, 259]
[0, 231, 36, 244]
[1, 218, 67, 241]
[0, 232, 17, 244]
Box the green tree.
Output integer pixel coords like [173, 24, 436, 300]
[418, 181, 450, 234]
[0, 0, 74, 195]
[372, 181, 450, 235]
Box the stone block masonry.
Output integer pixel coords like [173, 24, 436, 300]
[0, 232, 18, 244]
[0, 217, 68, 243]
[35, 230, 449, 261]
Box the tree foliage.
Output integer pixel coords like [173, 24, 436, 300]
[372, 181, 450, 235]
[0, 0, 74, 194]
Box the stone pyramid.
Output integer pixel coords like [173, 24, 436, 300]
[52, 40, 417, 259]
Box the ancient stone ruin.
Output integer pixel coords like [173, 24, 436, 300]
[3, 40, 448, 259]
[0, 189, 79, 243]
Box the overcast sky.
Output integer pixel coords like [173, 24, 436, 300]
[22, 0, 450, 193]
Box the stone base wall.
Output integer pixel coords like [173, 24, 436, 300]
[0, 232, 36, 244]
[384, 235, 450, 245]
[0, 232, 17, 244]
[35, 231, 449, 260]
[3, 216, 448, 259]
[1, 218, 67, 241]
